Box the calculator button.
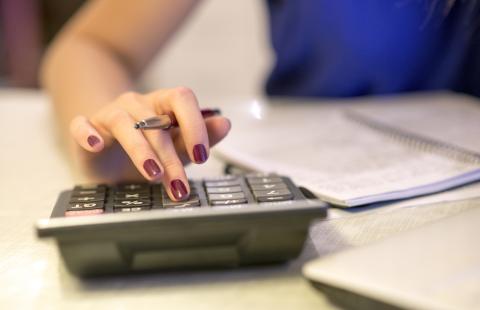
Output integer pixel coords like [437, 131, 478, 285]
[203, 175, 238, 182]
[163, 194, 200, 205]
[114, 192, 150, 200]
[152, 195, 162, 203]
[117, 183, 149, 191]
[114, 206, 150, 212]
[204, 180, 240, 187]
[115, 189, 151, 196]
[247, 177, 283, 185]
[253, 188, 292, 197]
[65, 209, 104, 217]
[163, 193, 201, 207]
[253, 189, 293, 200]
[184, 187, 198, 195]
[159, 187, 197, 196]
[152, 190, 163, 199]
[151, 184, 164, 193]
[208, 192, 246, 201]
[70, 195, 105, 203]
[161, 187, 198, 198]
[152, 184, 163, 190]
[67, 202, 104, 211]
[257, 195, 293, 202]
[71, 189, 106, 196]
[74, 184, 106, 191]
[163, 192, 199, 201]
[206, 186, 243, 194]
[113, 200, 151, 208]
[164, 200, 201, 208]
[115, 184, 151, 193]
[249, 183, 287, 191]
[211, 198, 247, 206]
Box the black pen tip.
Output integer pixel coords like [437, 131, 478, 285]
[134, 124, 140, 129]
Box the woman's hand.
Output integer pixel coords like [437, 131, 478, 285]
[68, 87, 231, 201]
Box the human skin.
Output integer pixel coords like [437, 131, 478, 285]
[40, 0, 231, 201]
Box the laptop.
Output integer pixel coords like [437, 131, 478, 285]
[303, 205, 480, 310]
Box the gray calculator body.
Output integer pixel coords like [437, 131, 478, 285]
[36, 175, 327, 277]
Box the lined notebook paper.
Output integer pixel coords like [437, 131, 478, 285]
[214, 93, 480, 207]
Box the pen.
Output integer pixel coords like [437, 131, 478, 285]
[134, 108, 221, 130]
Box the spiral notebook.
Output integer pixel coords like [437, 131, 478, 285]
[214, 93, 480, 207]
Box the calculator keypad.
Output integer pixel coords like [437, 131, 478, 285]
[64, 174, 300, 217]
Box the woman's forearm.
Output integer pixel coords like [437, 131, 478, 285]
[40, 35, 133, 133]
[40, 0, 200, 134]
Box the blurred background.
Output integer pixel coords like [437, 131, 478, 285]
[0, 0, 272, 98]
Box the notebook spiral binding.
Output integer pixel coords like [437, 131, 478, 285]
[345, 110, 480, 166]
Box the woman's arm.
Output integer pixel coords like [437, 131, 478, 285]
[41, 0, 200, 130]
[40, 0, 231, 200]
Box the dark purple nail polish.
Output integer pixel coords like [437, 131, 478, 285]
[200, 108, 221, 118]
[169, 114, 179, 127]
[87, 135, 100, 147]
[193, 144, 208, 164]
[143, 159, 161, 178]
[170, 179, 188, 200]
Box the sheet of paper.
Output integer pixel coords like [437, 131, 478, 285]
[215, 94, 480, 206]
[327, 180, 480, 218]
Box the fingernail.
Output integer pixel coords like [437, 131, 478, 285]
[193, 144, 208, 164]
[143, 159, 161, 178]
[200, 108, 221, 118]
[169, 114, 179, 127]
[170, 179, 188, 200]
[87, 135, 100, 147]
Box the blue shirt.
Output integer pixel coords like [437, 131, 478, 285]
[265, 0, 480, 97]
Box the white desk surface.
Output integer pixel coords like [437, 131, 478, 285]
[0, 89, 335, 309]
[4, 89, 478, 309]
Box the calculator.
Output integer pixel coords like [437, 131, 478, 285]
[36, 174, 327, 277]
